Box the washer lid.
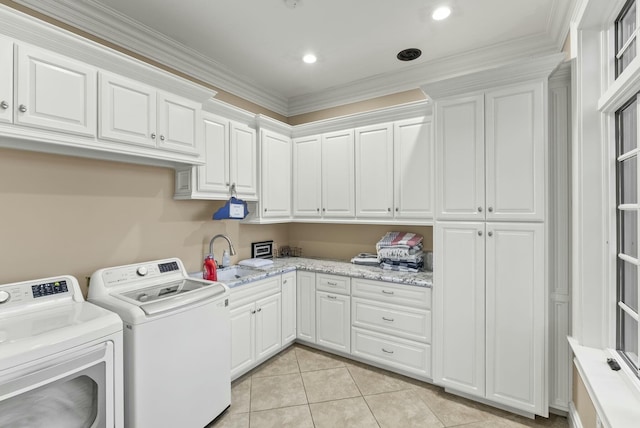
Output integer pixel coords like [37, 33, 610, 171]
[116, 279, 227, 316]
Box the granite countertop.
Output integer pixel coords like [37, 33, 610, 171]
[210, 257, 432, 289]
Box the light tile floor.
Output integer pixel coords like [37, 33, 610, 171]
[208, 344, 569, 428]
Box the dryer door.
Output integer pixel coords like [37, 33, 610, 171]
[0, 341, 114, 428]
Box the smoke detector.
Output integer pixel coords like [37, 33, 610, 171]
[284, 0, 301, 8]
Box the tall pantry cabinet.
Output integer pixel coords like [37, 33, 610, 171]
[430, 78, 549, 417]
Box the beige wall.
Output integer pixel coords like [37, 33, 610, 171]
[0, 148, 289, 294]
[288, 90, 427, 125]
[573, 364, 598, 428]
[289, 223, 432, 261]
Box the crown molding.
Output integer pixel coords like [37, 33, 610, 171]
[13, 0, 289, 115]
[256, 115, 293, 136]
[202, 98, 257, 127]
[547, 0, 578, 50]
[421, 53, 565, 100]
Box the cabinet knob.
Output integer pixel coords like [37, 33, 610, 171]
[283, 279, 287, 284]
[488, 207, 493, 213]
[264, 208, 267, 212]
[478, 207, 483, 212]
[395, 207, 399, 212]
[388, 208, 391, 212]
[226, 182, 230, 186]
[160, 135, 165, 141]
[251, 310, 256, 314]
[488, 231, 493, 237]
[0, 101, 8, 110]
[257, 307, 262, 312]
[151, 133, 156, 140]
[317, 208, 320, 212]
[18, 104, 27, 113]
[322, 208, 326, 212]
[478, 231, 483, 236]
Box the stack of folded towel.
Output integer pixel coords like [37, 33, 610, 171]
[350, 252, 381, 267]
[376, 232, 424, 272]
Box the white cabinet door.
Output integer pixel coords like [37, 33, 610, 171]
[16, 44, 97, 136]
[296, 271, 316, 342]
[435, 95, 484, 221]
[316, 291, 350, 353]
[434, 222, 485, 398]
[485, 223, 545, 414]
[293, 135, 322, 217]
[157, 92, 200, 155]
[281, 271, 297, 345]
[355, 123, 393, 218]
[322, 129, 355, 217]
[198, 112, 230, 194]
[261, 130, 291, 218]
[0, 38, 12, 124]
[485, 83, 545, 222]
[98, 72, 156, 148]
[255, 292, 282, 361]
[394, 117, 433, 219]
[230, 301, 255, 378]
[230, 122, 257, 200]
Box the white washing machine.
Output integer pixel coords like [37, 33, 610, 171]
[0, 275, 123, 428]
[88, 257, 231, 428]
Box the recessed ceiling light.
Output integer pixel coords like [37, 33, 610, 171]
[397, 48, 422, 62]
[303, 54, 317, 64]
[432, 6, 451, 21]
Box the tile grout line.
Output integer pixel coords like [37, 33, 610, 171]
[294, 346, 317, 428]
[345, 363, 382, 428]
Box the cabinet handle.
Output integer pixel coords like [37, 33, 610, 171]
[18, 104, 27, 113]
[327, 281, 337, 286]
[478, 231, 483, 236]
[160, 135, 165, 141]
[0, 101, 8, 110]
[488, 207, 493, 213]
[478, 206, 483, 212]
[382, 317, 394, 322]
[327, 295, 337, 299]
[382, 348, 394, 354]
[151, 133, 156, 140]
[382, 290, 394, 295]
[488, 231, 493, 237]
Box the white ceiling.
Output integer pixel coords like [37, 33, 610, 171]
[15, 0, 576, 116]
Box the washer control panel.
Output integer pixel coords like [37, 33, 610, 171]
[102, 259, 183, 287]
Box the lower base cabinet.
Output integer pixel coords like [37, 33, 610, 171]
[296, 271, 316, 342]
[281, 271, 297, 345]
[230, 276, 282, 379]
[316, 291, 350, 353]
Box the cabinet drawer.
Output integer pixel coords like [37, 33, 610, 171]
[351, 327, 431, 378]
[351, 278, 431, 309]
[352, 298, 431, 343]
[230, 276, 281, 309]
[316, 273, 350, 295]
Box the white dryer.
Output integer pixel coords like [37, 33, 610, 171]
[0, 275, 123, 428]
[88, 257, 231, 428]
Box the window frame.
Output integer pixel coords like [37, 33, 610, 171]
[615, 0, 638, 77]
[614, 94, 640, 379]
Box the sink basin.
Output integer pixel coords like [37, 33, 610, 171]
[215, 266, 261, 282]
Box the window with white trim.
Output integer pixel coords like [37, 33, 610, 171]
[616, 95, 640, 378]
[616, 0, 638, 77]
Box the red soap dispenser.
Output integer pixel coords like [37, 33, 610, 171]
[203, 254, 217, 281]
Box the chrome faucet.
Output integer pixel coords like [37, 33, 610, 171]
[208, 234, 237, 266]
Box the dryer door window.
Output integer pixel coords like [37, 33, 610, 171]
[0, 341, 113, 428]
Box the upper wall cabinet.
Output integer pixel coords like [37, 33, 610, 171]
[322, 130, 355, 218]
[292, 135, 322, 218]
[260, 129, 291, 219]
[354, 118, 433, 220]
[16, 44, 97, 137]
[355, 123, 394, 218]
[174, 111, 257, 201]
[394, 117, 434, 219]
[0, 38, 12, 124]
[435, 82, 545, 222]
[99, 72, 201, 156]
